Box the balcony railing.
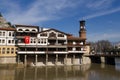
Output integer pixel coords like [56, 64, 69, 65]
[17, 51, 68, 54]
[67, 43, 84, 46]
[68, 50, 86, 53]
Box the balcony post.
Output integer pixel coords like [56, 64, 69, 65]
[46, 54, 48, 65]
[55, 54, 58, 65]
[35, 54, 38, 65]
[65, 54, 67, 65]
[56, 39, 58, 45]
[73, 54, 75, 65]
[24, 55, 27, 66]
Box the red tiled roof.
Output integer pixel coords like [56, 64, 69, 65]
[67, 36, 86, 40]
[0, 28, 16, 31]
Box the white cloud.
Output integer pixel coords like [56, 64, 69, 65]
[1, 0, 119, 25]
[82, 7, 120, 20]
[86, 0, 114, 10]
[88, 32, 120, 42]
[2, 0, 84, 25]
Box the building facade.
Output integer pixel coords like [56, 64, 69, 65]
[15, 20, 90, 66]
[0, 13, 90, 66]
[0, 28, 17, 64]
[0, 13, 17, 64]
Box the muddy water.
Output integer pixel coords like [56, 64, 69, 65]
[0, 64, 120, 80]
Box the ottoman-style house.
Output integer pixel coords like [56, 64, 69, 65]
[0, 13, 17, 64]
[0, 13, 90, 66]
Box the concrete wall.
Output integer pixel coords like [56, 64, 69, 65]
[18, 54, 92, 66]
[66, 58, 72, 65]
[73, 58, 81, 65]
[0, 57, 16, 64]
[82, 57, 91, 64]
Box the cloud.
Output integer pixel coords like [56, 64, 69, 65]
[2, 0, 83, 25]
[82, 7, 120, 20]
[1, 0, 119, 25]
[88, 32, 120, 42]
[86, 0, 114, 10]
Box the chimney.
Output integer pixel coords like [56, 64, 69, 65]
[79, 20, 86, 38]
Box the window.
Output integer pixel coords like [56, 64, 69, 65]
[68, 47, 72, 51]
[49, 32, 56, 37]
[7, 48, 10, 54]
[11, 48, 14, 54]
[18, 29, 23, 31]
[58, 34, 64, 37]
[30, 38, 36, 43]
[0, 31, 2, 36]
[38, 39, 40, 43]
[8, 40, 11, 43]
[3, 32, 5, 36]
[2, 39, 5, 43]
[34, 39, 36, 43]
[31, 38, 33, 43]
[44, 39, 46, 44]
[0, 39, 1, 43]
[12, 40, 14, 43]
[2, 48, 5, 54]
[40, 33, 47, 36]
[12, 32, 15, 36]
[9, 32, 12, 36]
[32, 29, 36, 32]
[25, 29, 29, 31]
[41, 39, 43, 43]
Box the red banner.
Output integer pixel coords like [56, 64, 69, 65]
[24, 36, 30, 44]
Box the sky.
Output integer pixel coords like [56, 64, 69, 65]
[0, 0, 120, 42]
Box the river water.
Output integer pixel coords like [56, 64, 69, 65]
[0, 64, 120, 80]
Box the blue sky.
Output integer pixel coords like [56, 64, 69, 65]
[0, 0, 120, 42]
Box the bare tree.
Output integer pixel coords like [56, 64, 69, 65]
[89, 40, 113, 54]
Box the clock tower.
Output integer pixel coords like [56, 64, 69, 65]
[79, 20, 86, 39]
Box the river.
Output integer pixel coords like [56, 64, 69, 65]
[0, 64, 120, 80]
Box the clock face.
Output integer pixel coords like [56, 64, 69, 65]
[81, 26, 83, 29]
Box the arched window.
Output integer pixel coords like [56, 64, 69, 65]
[32, 29, 36, 32]
[25, 29, 29, 32]
[18, 29, 22, 31]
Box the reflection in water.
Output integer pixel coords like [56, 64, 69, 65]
[115, 58, 120, 71]
[0, 64, 120, 80]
